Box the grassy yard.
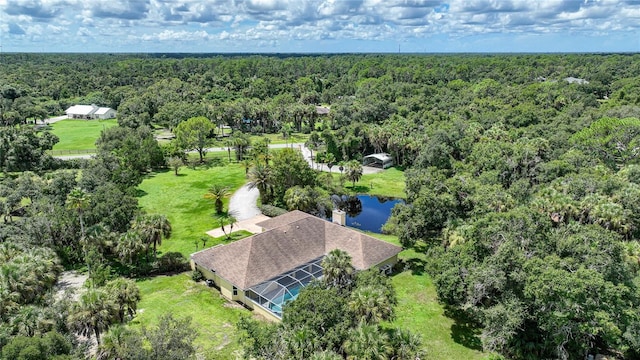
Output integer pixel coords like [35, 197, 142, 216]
[136, 161, 484, 359]
[137, 163, 247, 256]
[132, 273, 246, 360]
[333, 166, 406, 199]
[249, 132, 309, 145]
[365, 233, 487, 359]
[49, 119, 118, 152]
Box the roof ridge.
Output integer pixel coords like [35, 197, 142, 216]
[238, 236, 254, 289]
[357, 232, 366, 268]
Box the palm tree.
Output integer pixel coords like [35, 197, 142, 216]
[216, 211, 238, 240]
[345, 160, 363, 188]
[281, 122, 294, 147]
[321, 249, 355, 292]
[288, 327, 320, 359]
[224, 138, 234, 162]
[390, 328, 425, 360]
[325, 153, 336, 173]
[306, 141, 318, 168]
[105, 278, 141, 323]
[97, 324, 136, 360]
[132, 214, 172, 259]
[348, 285, 394, 324]
[342, 323, 392, 360]
[84, 224, 113, 260]
[116, 231, 145, 266]
[0, 283, 19, 321]
[66, 188, 91, 239]
[204, 184, 231, 214]
[11, 304, 41, 337]
[241, 159, 253, 177]
[284, 186, 313, 212]
[227, 132, 252, 162]
[309, 350, 343, 360]
[69, 287, 117, 345]
[248, 163, 272, 204]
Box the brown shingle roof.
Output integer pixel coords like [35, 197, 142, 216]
[255, 210, 313, 230]
[192, 211, 402, 289]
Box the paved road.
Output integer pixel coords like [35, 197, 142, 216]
[228, 184, 261, 221]
[299, 144, 382, 175]
[40, 115, 69, 124]
[52, 141, 382, 175]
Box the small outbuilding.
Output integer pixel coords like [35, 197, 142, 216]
[65, 104, 116, 120]
[315, 106, 330, 115]
[363, 153, 394, 169]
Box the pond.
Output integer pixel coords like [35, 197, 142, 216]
[334, 195, 404, 234]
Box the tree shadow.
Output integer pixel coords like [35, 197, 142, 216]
[153, 167, 171, 174]
[135, 188, 148, 198]
[349, 185, 370, 193]
[444, 306, 483, 351]
[400, 257, 426, 276]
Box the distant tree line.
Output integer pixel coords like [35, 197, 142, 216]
[1, 53, 640, 359]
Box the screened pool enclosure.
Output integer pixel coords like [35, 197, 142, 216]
[245, 256, 324, 318]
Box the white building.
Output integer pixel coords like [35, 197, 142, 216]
[65, 105, 116, 120]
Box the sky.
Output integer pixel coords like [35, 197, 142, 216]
[0, 0, 639, 53]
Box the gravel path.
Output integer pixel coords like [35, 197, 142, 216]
[228, 184, 261, 221]
[54, 270, 88, 301]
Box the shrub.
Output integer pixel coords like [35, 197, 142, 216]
[191, 269, 204, 282]
[155, 252, 189, 274]
[259, 204, 288, 217]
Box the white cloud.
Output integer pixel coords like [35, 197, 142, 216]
[1, 0, 640, 51]
[142, 29, 212, 41]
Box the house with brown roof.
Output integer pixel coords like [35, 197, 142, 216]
[190, 210, 402, 321]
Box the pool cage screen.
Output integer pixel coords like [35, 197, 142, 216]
[246, 256, 324, 318]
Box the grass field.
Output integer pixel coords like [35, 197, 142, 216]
[132, 273, 246, 360]
[49, 119, 118, 152]
[137, 163, 247, 256]
[136, 161, 486, 359]
[333, 166, 406, 199]
[365, 233, 487, 359]
[249, 132, 309, 145]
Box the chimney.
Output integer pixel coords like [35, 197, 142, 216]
[332, 209, 346, 226]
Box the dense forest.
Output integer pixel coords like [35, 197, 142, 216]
[1, 53, 640, 359]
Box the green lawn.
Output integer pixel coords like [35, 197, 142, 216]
[49, 119, 118, 152]
[137, 164, 247, 256]
[249, 132, 309, 145]
[132, 273, 246, 360]
[390, 250, 488, 360]
[364, 233, 487, 359]
[136, 162, 484, 359]
[333, 167, 406, 199]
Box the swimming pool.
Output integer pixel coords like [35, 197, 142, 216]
[269, 285, 302, 314]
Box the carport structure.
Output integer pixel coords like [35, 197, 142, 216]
[363, 153, 394, 169]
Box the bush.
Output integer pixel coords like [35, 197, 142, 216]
[208, 156, 229, 167]
[259, 204, 288, 217]
[155, 252, 190, 274]
[250, 125, 263, 134]
[191, 269, 204, 282]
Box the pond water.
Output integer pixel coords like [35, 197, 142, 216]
[337, 195, 404, 233]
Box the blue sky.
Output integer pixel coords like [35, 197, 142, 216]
[0, 0, 639, 53]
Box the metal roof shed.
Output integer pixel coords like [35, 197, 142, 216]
[363, 153, 394, 169]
